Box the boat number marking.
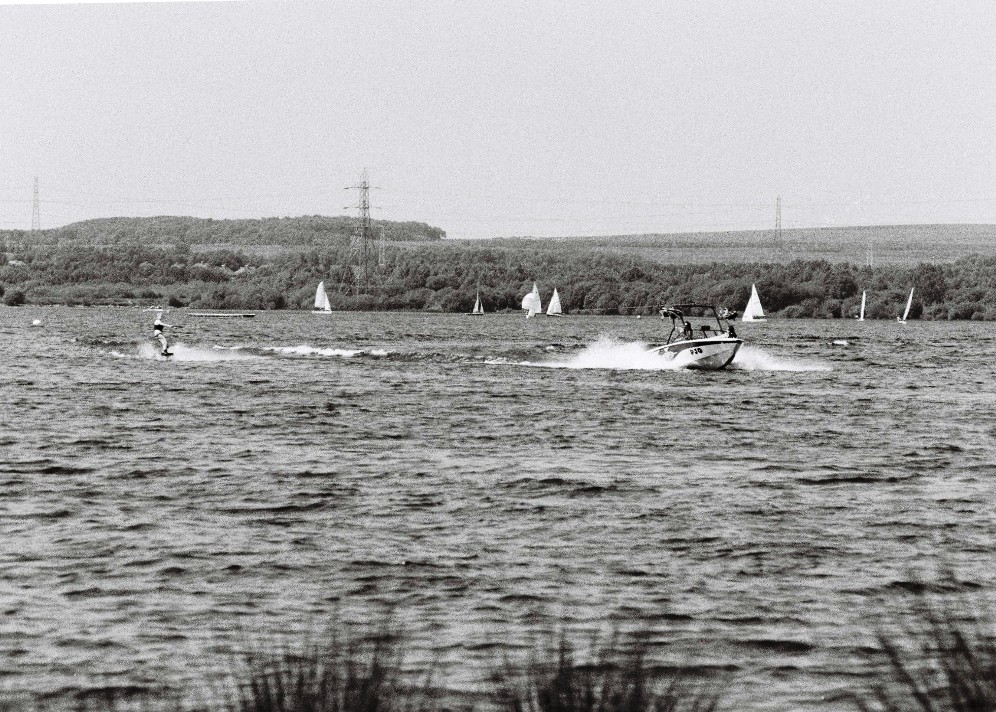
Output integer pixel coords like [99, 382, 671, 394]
[689, 347, 703, 355]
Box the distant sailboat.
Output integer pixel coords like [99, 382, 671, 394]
[858, 291, 866, 321]
[468, 291, 484, 315]
[741, 284, 767, 322]
[522, 283, 542, 318]
[313, 281, 332, 313]
[546, 288, 563, 316]
[898, 287, 914, 322]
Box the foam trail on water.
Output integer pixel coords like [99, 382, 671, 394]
[730, 345, 832, 372]
[264, 344, 388, 358]
[492, 337, 681, 371]
[561, 338, 681, 370]
[490, 338, 831, 373]
[135, 343, 257, 361]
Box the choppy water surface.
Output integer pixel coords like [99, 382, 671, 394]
[2, 306, 996, 711]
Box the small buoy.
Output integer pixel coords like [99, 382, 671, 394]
[31, 319, 41, 327]
[545, 345, 556, 352]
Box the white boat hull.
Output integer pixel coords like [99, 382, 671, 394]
[648, 337, 742, 370]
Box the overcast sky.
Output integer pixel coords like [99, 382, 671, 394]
[1, 0, 994, 237]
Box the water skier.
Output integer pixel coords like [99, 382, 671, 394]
[153, 310, 173, 356]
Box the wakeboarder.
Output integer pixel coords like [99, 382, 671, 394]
[153, 310, 173, 357]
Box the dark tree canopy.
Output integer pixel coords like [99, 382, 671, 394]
[4, 218, 996, 317]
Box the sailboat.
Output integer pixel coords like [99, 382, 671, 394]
[522, 283, 542, 318]
[313, 280, 332, 314]
[897, 287, 914, 322]
[857, 291, 866, 321]
[741, 284, 767, 322]
[468, 291, 484, 315]
[546, 288, 563, 316]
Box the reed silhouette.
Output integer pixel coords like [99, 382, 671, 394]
[856, 581, 996, 712]
[491, 632, 724, 712]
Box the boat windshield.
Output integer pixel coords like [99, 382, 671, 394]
[660, 304, 737, 343]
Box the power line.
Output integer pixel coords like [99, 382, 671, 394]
[31, 177, 40, 232]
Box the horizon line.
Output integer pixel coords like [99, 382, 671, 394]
[3, 215, 996, 241]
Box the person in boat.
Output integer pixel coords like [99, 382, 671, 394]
[682, 321, 694, 340]
[153, 310, 173, 355]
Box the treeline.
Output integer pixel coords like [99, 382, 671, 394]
[3, 241, 996, 319]
[0, 215, 445, 248]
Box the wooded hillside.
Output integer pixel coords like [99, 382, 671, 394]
[3, 236, 995, 320]
[0, 215, 444, 248]
[482, 224, 996, 267]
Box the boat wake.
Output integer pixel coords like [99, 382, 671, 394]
[263, 345, 390, 358]
[117, 343, 260, 362]
[729, 345, 832, 372]
[489, 337, 682, 371]
[109, 339, 827, 372]
[488, 338, 832, 373]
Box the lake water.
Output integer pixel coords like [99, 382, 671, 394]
[2, 306, 995, 711]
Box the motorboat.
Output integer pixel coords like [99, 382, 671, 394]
[647, 304, 743, 370]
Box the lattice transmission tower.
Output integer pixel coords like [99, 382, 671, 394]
[775, 195, 782, 251]
[346, 169, 376, 289]
[31, 177, 40, 232]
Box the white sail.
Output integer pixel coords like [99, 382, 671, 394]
[546, 288, 562, 316]
[523, 283, 542, 317]
[472, 292, 484, 314]
[526, 294, 540, 318]
[858, 291, 866, 321]
[741, 284, 767, 322]
[899, 287, 914, 322]
[314, 281, 332, 312]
